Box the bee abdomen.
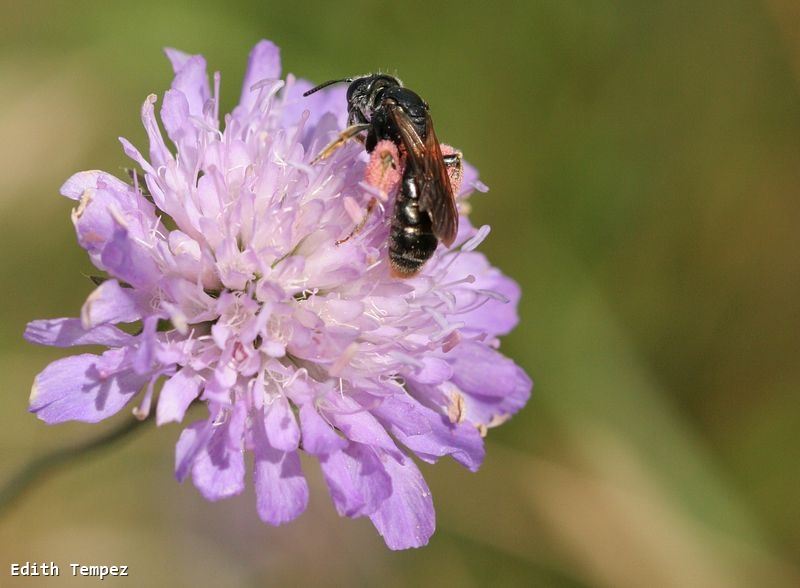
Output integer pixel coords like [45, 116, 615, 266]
[389, 170, 438, 276]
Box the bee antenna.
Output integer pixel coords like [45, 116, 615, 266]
[303, 78, 352, 97]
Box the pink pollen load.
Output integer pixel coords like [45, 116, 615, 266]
[363, 141, 464, 200]
[364, 140, 402, 199]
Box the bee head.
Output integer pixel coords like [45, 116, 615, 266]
[302, 73, 403, 125]
[345, 74, 402, 123]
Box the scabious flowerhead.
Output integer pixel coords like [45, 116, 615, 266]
[25, 40, 532, 549]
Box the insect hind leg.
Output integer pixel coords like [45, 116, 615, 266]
[443, 152, 462, 167]
[442, 150, 463, 194]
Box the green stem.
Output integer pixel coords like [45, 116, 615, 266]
[0, 416, 150, 517]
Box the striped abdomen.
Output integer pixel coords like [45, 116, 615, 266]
[388, 167, 438, 276]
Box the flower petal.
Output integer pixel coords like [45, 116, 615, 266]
[161, 88, 198, 150]
[80, 280, 141, 329]
[264, 396, 300, 452]
[60, 170, 131, 201]
[320, 443, 391, 517]
[447, 343, 532, 425]
[368, 452, 435, 550]
[374, 393, 485, 472]
[163, 47, 191, 72]
[324, 396, 401, 458]
[175, 418, 214, 482]
[281, 77, 348, 133]
[459, 160, 488, 197]
[441, 251, 521, 337]
[450, 341, 528, 399]
[410, 357, 453, 385]
[460, 373, 532, 426]
[100, 222, 160, 288]
[133, 315, 158, 374]
[72, 186, 146, 257]
[253, 409, 308, 525]
[238, 40, 281, 112]
[156, 367, 201, 425]
[141, 94, 171, 169]
[30, 349, 149, 424]
[191, 404, 246, 501]
[298, 401, 347, 455]
[164, 49, 210, 118]
[24, 318, 133, 348]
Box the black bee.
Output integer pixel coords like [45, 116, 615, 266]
[303, 74, 460, 277]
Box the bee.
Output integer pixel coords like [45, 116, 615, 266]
[304, 74, 461, 276]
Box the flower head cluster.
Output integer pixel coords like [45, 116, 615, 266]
[25, 40, 531, 549]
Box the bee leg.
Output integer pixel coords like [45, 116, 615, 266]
[442, 152, 462, 170]
[311, 123, 371, 164]
[336, 197, 378, 245]
[442, 151, 463, 193]
[364, 141, 402, 201]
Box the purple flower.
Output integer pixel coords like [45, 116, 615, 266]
[25, 40, 532, 549]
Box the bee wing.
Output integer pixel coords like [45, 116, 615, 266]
[387, 106, 459, 247]
[386, 103, 426, 162]
[419, 115, 459, 246]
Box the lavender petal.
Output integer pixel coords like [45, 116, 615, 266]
[156, 367, 201, 425]
[30, 349, 149, 424]
[24, 318, 133, 348]
[253, 409, 309, 525]
[320, 443, 392, 518]
[368, 452, 435, 550]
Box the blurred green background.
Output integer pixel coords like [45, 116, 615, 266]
[1, 1, 799, 586]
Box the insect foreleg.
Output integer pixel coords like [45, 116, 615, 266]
[311, 123, 371, 164]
